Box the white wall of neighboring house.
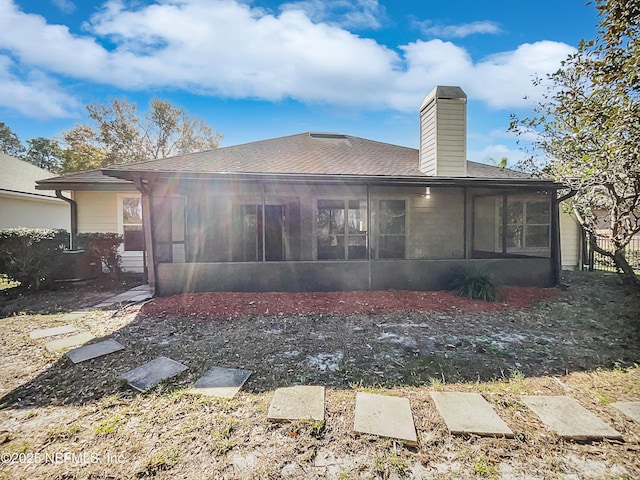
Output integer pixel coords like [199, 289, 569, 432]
[74, 190, 144, 273]
[560, 210, 581, 270]
[0, 191, 70, 230]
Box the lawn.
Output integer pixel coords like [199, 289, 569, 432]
[0, 271, 638, 479]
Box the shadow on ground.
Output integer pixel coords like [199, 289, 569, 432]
[1, 271, 639, 409]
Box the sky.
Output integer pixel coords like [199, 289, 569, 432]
[0, 0, 600, 165]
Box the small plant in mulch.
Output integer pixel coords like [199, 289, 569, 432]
[449, 268, 501, 302]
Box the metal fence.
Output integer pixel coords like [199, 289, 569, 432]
[586, 236, 640, 272]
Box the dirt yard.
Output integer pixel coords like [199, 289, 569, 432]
[0, 271, 639, 479]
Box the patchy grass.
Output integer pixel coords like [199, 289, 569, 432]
[0, 271, 639, 478]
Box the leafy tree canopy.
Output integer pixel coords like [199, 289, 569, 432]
[59, 98, 223, 174]
[0, 122, 26, 158]
[510, 0, 640, 282]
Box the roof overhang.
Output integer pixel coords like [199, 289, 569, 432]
[102, 168, 560, 189]
[36, 180, 137, 191]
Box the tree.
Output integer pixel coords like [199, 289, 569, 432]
[0, 122, 25, 157]
[510, 0, 640, 283]
[23, 137, 64, 172]
[59, 98, 222, 174]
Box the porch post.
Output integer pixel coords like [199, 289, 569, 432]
[367, 183, 372, 290]
[550, 189, 562, 285]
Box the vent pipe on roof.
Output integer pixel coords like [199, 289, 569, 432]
[419, 86, 467, 177]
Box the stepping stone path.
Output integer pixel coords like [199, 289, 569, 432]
[45, 331, 95, 352]
[522, 395, 623, 441]
[611, 402, 640, 424]
[29, 324, 78, 340]
[354, 392, 418, 446]
[430, 391, 514, 437]
[190, 366, 252, 398]
[93, 284, 153, 308]
[121, 356, 188, 392]
[66, 339, 125, 364]
[268, 385, 325, 422]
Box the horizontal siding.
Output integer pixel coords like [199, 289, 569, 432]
[0, 195, 70, 230]
[76, 191, 119, 232]
[560, 211, 581, 270]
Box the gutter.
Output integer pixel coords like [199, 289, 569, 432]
[55, 190, 77, 250]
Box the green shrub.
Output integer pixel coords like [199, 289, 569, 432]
[76, 233, 123, 276]
[449, 268, 500, 302]
[0, 228, 68, 290]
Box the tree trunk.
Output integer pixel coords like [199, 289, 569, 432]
[613, 249, 639, 285]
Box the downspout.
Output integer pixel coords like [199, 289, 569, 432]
[55, 190, 77, 250]
[133, 177, 153, 289]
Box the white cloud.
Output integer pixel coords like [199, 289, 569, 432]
[0, 0, 575, 119]
[418, 20, 501, 38]
[0, 55, 79, 118]
[51, 0, 76, 14]
[281, 0, 386, 30]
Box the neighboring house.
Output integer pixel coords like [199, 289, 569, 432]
[0, 153, 70, 231]
[38, 86, 581, 294]
[36, 170, 144, 273]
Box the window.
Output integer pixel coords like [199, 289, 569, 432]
[232, 204, 284, 262]
[377, 200, 406, 259]
[498, 198, 550, 250]
[472, 193, 551, 258]
[317, 199, 367, 260]
[121, 197, 143, 252]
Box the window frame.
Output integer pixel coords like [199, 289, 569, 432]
[117, 194, 144, 256]
[495, 196, 551, 254]
[315, 197, 368, 261]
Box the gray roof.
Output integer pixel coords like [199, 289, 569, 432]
[37, 132, 538, 188]
[37, 168, 134, 191]
[1, 153, 60, 197]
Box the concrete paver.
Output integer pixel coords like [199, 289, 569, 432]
[66, 339, 125, 364]
[45, 332, 95, 352]
[354, 392, 418, 446]
[267, 385, 325, 422]
[121, 356, 188, 392]
[430, 391, 514, 437]
[29, 325, 78, 340]
[522, 395, 623, 440]
[190, 366, 252, 398]
[611, 402, 640, 425]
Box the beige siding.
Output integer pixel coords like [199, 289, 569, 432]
[419, 99, 467, 177]
[0, 193, 70, 230]
[560, 210, 581, 270]
[75, 190, 144, 273]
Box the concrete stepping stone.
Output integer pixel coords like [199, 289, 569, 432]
[522, 396, 622, 440]
[267, 386, 325, 422]
[58, 312, 88, 322]
[611, 402, 640, 424]
[354, 392, 418, 446]
[45, 331, 95, 352]
[430, 391, 514, 437]
[66, 339, 125, 364]
[121, 356, 188, 392]
[29, 324, 78, 340]
[190, 366, 252, 398]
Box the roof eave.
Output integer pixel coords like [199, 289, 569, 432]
[103, 169, 560, 189]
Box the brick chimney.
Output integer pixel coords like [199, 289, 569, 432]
[419, 86, 467, 177]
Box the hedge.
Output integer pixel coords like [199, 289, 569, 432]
[0, 228, 68, 290]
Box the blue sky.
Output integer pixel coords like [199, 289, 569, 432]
[0, 0, 599, 165]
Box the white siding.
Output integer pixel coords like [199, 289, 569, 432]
[0, 193, 70, 230]
[75, 190, 144, 273]
[560, 210, 581, 270]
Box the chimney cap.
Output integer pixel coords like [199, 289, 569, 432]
[420, 86, 466, 111]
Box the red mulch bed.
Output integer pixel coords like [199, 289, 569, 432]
[140, 287, 559, 319]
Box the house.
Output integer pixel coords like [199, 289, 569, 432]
[35, 169, 145, 273]
[0, 153, 70, 231]
[38, 86, 582, 295]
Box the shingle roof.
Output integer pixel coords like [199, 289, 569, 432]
[1, 153, 59, 197]
[37, 132, 535, 188]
